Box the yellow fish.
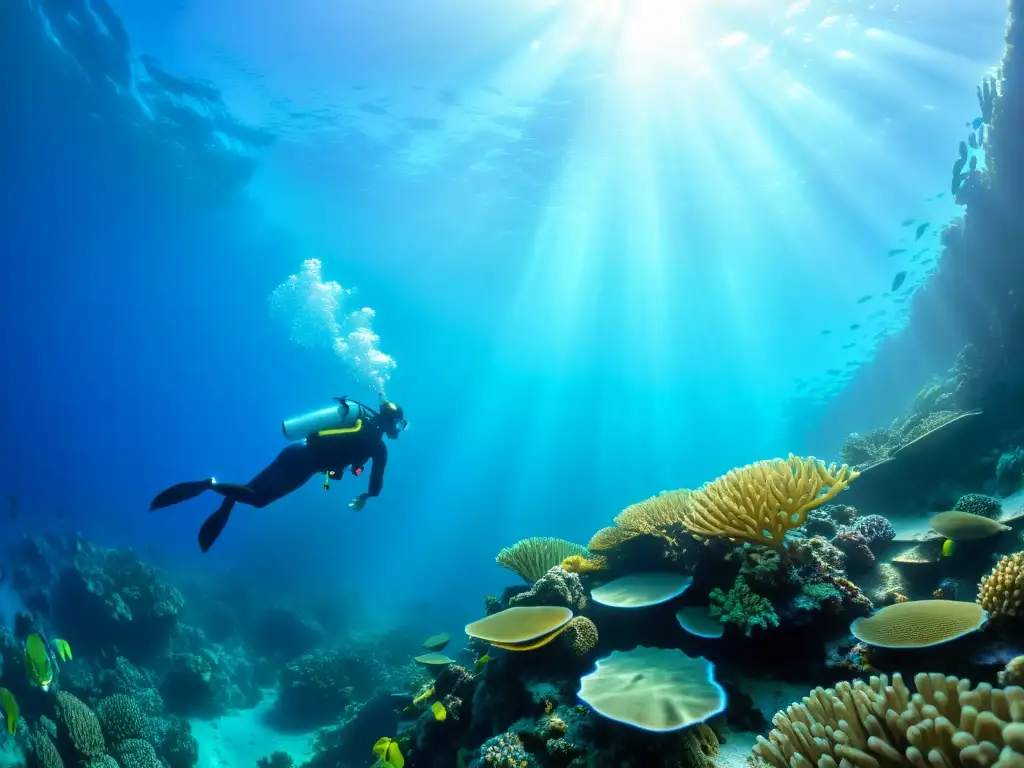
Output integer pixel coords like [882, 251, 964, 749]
[942, 539, 955, 557]
[372, 737, 404, 768]
[24, 634, 53, 691]
[431, 701, 447, 722]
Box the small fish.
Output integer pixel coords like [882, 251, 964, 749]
[972, 117, 984, 130]
[841, 343, 855, 350]
[901, 219, 915, 227]
[821, 329, 833, 335]
[849, 323, 861, 331]
[888, 248, 907, 256]
[856, 295, 872, 304]
[942, 539, 955, 557]
[931, 510, 1011, 541]
[915, 222, 930, 240]
[827, 368, 841, 375]
[892, 271, 907, 292]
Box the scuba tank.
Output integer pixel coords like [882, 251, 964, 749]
[281, 397, 379, 442]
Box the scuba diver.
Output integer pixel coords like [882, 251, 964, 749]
[149, 396, 406, 553]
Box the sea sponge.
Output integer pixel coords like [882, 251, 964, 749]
[955, 492, 1003, 519]
[979, 552, 1024, 619]
[682, 455, 859, 548]
[681, 724, 719, 768]
[850, 599, 988, 647]
[96, 694, 149, 746]
[496, 538, 590, 584]
[508, 566, 587, 612]
[560, 616, 598, 657]
[54, 691, 105, 759]
[560, 554, 605, 574]
[753, 672, 1024, 768]
[577, 647, 726, 732]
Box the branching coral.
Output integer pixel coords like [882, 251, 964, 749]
[754, 672, 1024, 768]
[709, 575, 779, 636]
[495, 538, 590, 584]
[587, 490, 694, 552]
[54, 691, 105, 759]
[682, 455, 859, 548]
[96, 694, 149, 746]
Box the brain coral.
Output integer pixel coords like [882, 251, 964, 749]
[979, 552, 1024, 619]
[850, 599, 988, 648]
[54, 691, 105, 759]
[96, 694, 149, 746]
[954, 492, 1003, 519]
[754, 672, 1024, 768]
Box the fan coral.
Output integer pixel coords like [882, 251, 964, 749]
[54, 691, 105, 759]
[682, 455, 859, 548]
[753, 672, 1024, 768]
[848, 514, 896, 548]
[507, 567, 587, 612]
[979, 552, 1024, 619]
[955, 492, 1003, 519]
[496, 538, 589, 584]
[839, 427, 895, 469]
[709, 575, 779, 636]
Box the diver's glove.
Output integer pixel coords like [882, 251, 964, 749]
[348, 494, 367, 511]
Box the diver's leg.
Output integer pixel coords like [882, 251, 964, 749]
[219, 442, 316, 509]
[198, 498, 235, 553]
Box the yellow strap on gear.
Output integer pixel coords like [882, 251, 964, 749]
[316, 418, 363, 437]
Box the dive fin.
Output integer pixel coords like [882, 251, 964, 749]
[198, 499, 235, 553]
[150, 479, 214, 511]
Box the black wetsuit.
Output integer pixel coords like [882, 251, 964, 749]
[150, 420, 389, 552]
[241, 428, 388, 508]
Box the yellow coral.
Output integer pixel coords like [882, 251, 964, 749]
[754, 672, 1024, 768]
[682, 454, 859, 548]
[979, 551, 1024, 619]
[560, 554, 605, 574]
[586, 491, 692, 552]
[495, 537, 589, 584]
[587, 526, 639, 552]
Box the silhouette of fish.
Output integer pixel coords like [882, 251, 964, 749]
[892, 271, 907, 292]
[901, 219, 915, 227]
[915, 222, 929, 240]
[856, 295, 872, 304]
[821, 329, 832, 335]
[849, 323, 861, 330]
[888, 248, 906, 257]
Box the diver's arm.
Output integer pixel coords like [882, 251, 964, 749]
[366, 441, 388, 498]
[349, 442, 387, 510]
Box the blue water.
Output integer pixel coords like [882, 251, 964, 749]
[0, 0, 1007, 628]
